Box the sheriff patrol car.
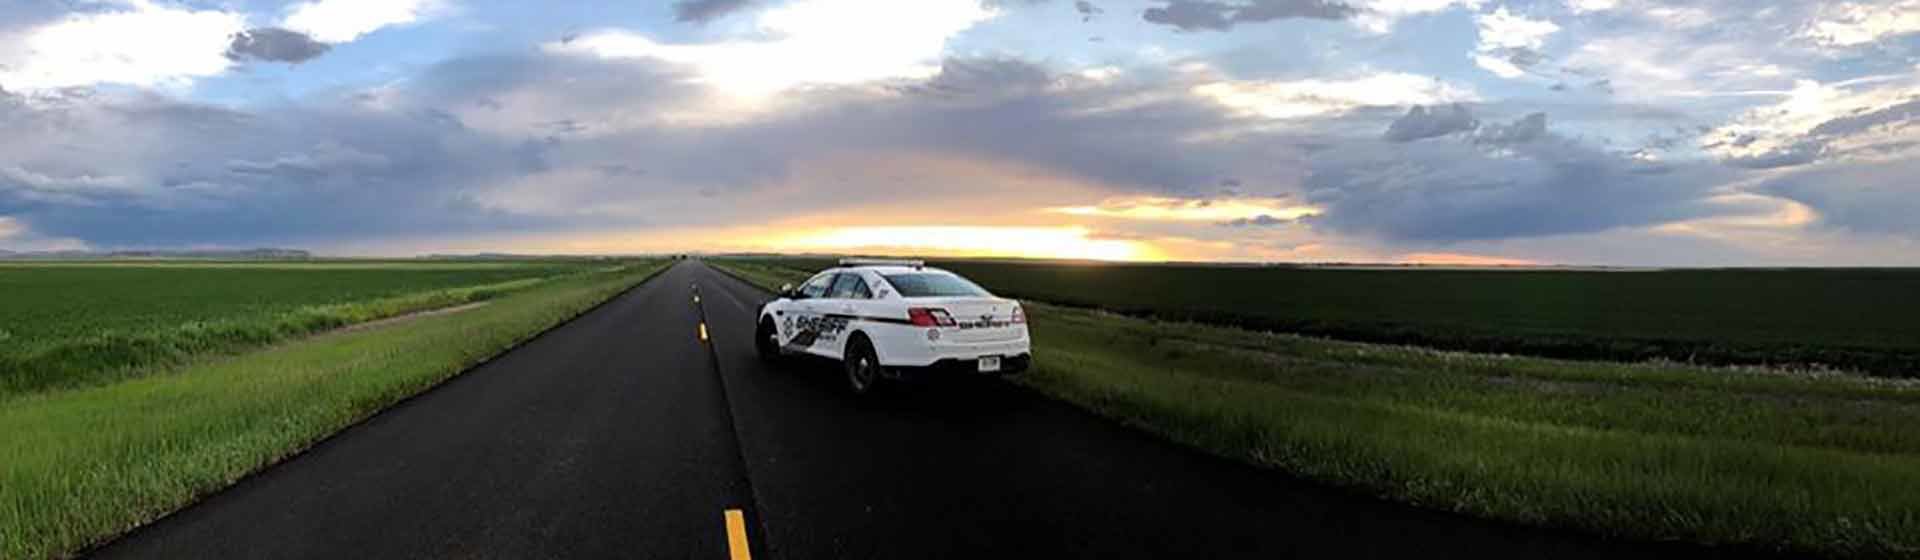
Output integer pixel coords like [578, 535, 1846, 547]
[755, 259, 1031, 395]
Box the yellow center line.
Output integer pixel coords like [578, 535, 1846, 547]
[724, 509, 752, 560]
[699, 322, 709, 342]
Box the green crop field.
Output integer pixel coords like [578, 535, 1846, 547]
[0, 260, 606, 396]
[739, 257, 1920, 377]
[710, 258, 1920, 558]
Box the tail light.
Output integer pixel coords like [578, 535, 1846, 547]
[908, 307, 957, 327]
[1011, 304, 1026, 324]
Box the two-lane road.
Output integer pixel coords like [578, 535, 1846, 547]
[95, 261, 1755, 559]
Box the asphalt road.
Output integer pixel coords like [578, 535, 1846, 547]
[93, 261, 1763, 559]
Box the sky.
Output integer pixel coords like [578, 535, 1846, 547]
[1, 0, 1919, 265]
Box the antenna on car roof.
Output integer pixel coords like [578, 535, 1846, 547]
[839, 258, 924, 269]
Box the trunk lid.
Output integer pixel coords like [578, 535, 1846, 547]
[909, 297, 1024, 343]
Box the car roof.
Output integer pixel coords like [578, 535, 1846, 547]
[825, 265, 954, 275]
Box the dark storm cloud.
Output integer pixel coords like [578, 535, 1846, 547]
[226, 28, 332, 64]
[1759, 159, 1920, 236]
[0, 51, 1753, 250]
[1142, 0, 1355, 32]
[1724, 141, 1825, 169]
[1707, 98, 1920, 171]
[1305, 112, 1734, 242]
[906, 57, 1055, 97]
[0, 58, 661, 247]
[1075, 1, 1103, 21]
[672, 0, 757, 23]
[1383, 104, 1477, 143]
[1219, 214, 1292, 227]
[1473, 112, 1548, 146]
[1808, 98, 1920, 137]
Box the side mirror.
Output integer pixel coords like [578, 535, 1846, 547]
[779, 283, 797, 298]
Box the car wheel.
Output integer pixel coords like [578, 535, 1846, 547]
[755, 317, 781, 364]
[843, 337, 882, 396]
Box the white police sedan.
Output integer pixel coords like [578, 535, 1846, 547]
[755, 259, 1031, 395]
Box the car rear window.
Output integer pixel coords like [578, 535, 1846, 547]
[882, 273, 991, 297]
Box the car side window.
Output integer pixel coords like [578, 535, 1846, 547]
[826, 273, 867, 299]
[800, 273, 832, 299]
[850, 275, 873, 299]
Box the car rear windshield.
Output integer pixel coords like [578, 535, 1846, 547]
[882, 273, 991, 297]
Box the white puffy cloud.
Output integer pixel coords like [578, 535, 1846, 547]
[1703, 73, 1920, 167]
[1472, 6, 1558, 79]
[0, 215, 87, 251]
[1477, 7, 1558, 51]
[1804, 0, 1920, 47]
[1348, 0, 1484, 32]
[1565, 0, 1617, 13]
[282, 0, 446, 44]
[0, 0, 244, 91]
[1193, 72, 1479, 118]
[548, 0, 995, 100]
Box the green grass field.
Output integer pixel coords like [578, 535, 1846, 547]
[742, 257, 1920, 377]
[0, 261, 606, 396]
[0, 261, 665, 560]
[711, 258, 1920, 558]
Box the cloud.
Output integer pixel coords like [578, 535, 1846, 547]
[1195, 72, 1479, 118]
[0, 76, 557, 247]
[1053, 196, 1319, 222]
[226, 27, 332, 64]
[0, 215, 85, 251]
[1804, 0, 1920, 47]
[549, 0, 995, 100]
[1305, 111, 1736, 241]
[282, 0, 444, 44]
[1807, 97, 1920, 137]
[1704, 78, 1920, 169]
[1476, 6, 1558, 51]
[1346, 0, 1484, 32]
[1724, 141, 1825, 169]
[0, 1, 244, 91]
[908, 57, 1055, 97]
[1759, 157, 1920, 236]
[1472, 112, 1547, 145]
[0, 54, 1256, 247]
[1472, 7, 1557, 78]
[1219, 214, 1294, 227]
[1075, 0, 1103, 21]
[1141, 0, 1356, 32]
[674, 0, 759, 23]
[1383, 104, 1477, 142]
[1564, 0, 1616, 13]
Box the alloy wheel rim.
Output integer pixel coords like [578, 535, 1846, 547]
[851, 355, 874, 389]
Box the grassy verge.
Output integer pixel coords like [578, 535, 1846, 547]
[707, 259, 1920, 558]
[1, 262, 602, 397]
[0, 262, 665, 560]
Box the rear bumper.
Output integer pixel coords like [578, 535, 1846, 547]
[875, 329, 1030, 369]
[888, 353, 1032, 380]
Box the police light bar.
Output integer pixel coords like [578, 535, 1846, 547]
[839, 258, 925, 268]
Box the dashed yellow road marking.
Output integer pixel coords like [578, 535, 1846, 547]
[724, 509, 752, 560]
[699, 322, 709, 342]
[694, 294, 701, 304]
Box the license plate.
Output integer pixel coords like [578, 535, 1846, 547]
[977, 356, 1002, 373]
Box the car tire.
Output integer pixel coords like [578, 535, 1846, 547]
[843, 336, 883, 396]
[755, 317, 782, 364]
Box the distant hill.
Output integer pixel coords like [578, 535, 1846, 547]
[0, 248, 312, 260]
